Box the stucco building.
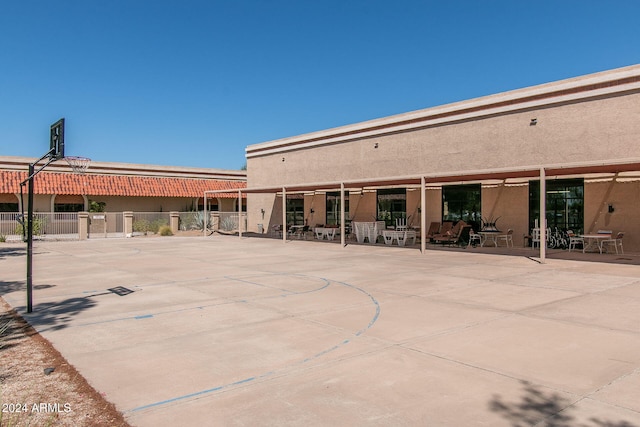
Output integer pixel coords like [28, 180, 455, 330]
[0, 156, 246, 216]
[243, 64, 640, 252]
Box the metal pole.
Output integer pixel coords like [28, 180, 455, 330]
[203, 192, 207, 237]
[26, 163, 34, 313]
[540, 167, 546, 263]
[340, 183, 345, 247]
[238, 190, 242, 238]
[282, 187, 287, 242]
[421, 176, 426, 254]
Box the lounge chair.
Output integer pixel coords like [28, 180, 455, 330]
[433, 221, 470, 246]
[426, 222, 441, 241]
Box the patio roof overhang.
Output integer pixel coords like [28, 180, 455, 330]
[203, 157, 640, 262]
[204, 157, 640, 196]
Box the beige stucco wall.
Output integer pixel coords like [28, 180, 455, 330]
[247, 92, 640, 187]
[481, 185, 530, 247]
[584, 180, 640, 251]
[244, 71, 640, 250]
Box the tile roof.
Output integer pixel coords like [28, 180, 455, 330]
[0, 171, 246, 198]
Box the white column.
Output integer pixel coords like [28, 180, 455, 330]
[340, 183, 345, 247]
[540, 168, 546, 263]
[282, 187, 287, 243]
[203, 192, 207, 237]
[421, 176, 426, 254]
[238, 190, 242, 238]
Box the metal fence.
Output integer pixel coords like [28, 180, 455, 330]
[131, 212, 171, 235]
[0, 211, 246, 241]
[0, 212, 78, 241]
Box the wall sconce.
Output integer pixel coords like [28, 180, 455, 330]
[530, 118, 537, 126]
[260, 208, 265, 215]
[608, 204, 615, 213]
[374, 143, 379, 148]
[310, 208, 315, 214]
[282, 157, 285, 162]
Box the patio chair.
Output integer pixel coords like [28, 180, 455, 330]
[498, 229, 514, 248]
[294, 225, 310, 240]
[396, 217, 407, 231]
[432, 222, 453, 242]
[531, 228, 550, 249]
[426, 222, 441, 241]
[602, 231, 624, 254]
[271, 224, 283, 238]
[467, 229, 483, 248]
[567, 230, 584, 252]
[433, 221, 469, 246]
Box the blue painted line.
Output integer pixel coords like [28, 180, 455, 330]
[126, 274, 381, 415]
[135, 314, 153, 319]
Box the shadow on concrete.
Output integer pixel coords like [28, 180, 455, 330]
[0, 280, 26, 295]
[22, 297, 97, 332]
[0, 246, 25, 260]
[489, 380, 637, 427]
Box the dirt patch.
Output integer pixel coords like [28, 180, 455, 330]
[0, 299, 130, 427]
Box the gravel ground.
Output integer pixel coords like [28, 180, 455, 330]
[0, 299, 130, 427]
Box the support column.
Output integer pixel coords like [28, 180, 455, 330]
[203, 193, 207, 237]
[282, 187, 287, 242]
[170, 211, 179, 234]
[421, 176, 426, 254]
[238, 190, 242, 238]
[124, 211, 134, 238]
[540, 168, 546, 263]
[78, 211, 89, 240]
[340, 183, 345, 247]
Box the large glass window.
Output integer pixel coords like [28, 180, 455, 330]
[0, 203, 18, 212]
[326, 192, 349, 226]
[286, 198, 304, 225]
[54, 203, 84, 212]
[442, 184, 481, 229]
[377, 189, 406, 227]
[529, 179, 584, 233]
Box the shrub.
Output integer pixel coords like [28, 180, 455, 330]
[133, 219, 150, 234]
[158, 225, 173, 236]
[0, 234, 6, 243]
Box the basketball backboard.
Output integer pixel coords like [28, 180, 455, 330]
[49, 118, 65, 159]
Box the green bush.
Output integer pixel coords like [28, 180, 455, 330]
[158, 225, 173, 236]
[133, 219, 150, 234]
[15, 217, 46, 236]
[0, 234, 6, 243]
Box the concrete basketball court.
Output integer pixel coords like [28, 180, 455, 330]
[2, 236, 640, 426]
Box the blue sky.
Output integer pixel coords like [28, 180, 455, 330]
[1, 1, 639, 170]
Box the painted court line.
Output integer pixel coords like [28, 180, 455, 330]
[127, 274, 380, 414]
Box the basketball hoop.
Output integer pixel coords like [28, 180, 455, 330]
[65, 156, 91, 174]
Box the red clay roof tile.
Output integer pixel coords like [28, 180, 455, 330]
[0, 171, 245, 198]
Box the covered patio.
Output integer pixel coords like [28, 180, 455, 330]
[205, 157, 640, 264]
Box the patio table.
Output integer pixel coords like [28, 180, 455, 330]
[353, 221, 386, 244]
[580, 234, 611, 254]
[382, 230, 417, 246]
[479, 231, 501, 247]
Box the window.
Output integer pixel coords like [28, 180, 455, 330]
[286, 198, 304, 225]
[442, 184, 481, 229]
[54, 195, 84, 212]
[377, 189, 406, 227]
[326, 192, 349, 226]
[54, 203, 84, 212]
[529, 179, 584, 233]
[0, 203, 18, 212]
